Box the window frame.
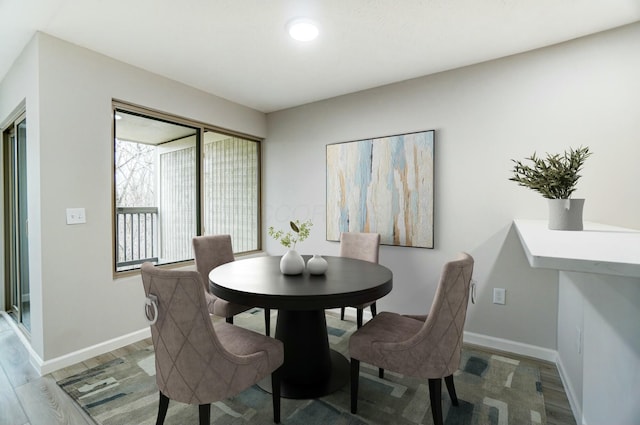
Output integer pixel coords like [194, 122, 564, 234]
[111, 100, 262, 277]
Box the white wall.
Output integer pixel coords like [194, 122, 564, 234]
[0, 36, 44, 357]
[265, 21, 640, 354]
[559, 271, 640, 425]
[557, 275, 584, 412]
[0, 32, 266, 367]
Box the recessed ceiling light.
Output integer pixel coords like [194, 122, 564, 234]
[287, 18, 319, 42]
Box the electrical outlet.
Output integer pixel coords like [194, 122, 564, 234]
[493, 288, 506, 305]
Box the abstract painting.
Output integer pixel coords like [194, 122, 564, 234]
[326, 130, 434, 248]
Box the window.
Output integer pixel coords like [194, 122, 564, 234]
[113, 103, 260, 273]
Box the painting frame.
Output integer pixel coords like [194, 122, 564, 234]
[326, 130, 435, 249]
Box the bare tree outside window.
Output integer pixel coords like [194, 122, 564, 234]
[115, 139, 155, 207]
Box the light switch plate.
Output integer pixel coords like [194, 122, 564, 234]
[66, 208, 86, 224]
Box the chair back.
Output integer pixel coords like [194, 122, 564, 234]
[339, 232, 380, 263]
[411, 252, 474, 378]
[141, 263, 241, 404]
[192, 234, 235, 294]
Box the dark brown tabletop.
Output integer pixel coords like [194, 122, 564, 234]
[209, 255, 393, 310]
[209, 255, 393, 399]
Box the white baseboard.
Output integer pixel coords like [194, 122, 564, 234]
[465, 331, 582, 424]
[5, 308, 561, 379]
[463, 331, 558, 363]
[0, 311, 152, 377]
[556, 353, 585, 425]
[38, 327, 151, 376]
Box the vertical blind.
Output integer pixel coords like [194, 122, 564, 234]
[203, 137, 258, 252]
[159, 146, 197, 262]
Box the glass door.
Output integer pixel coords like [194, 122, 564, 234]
[3, 113, 30, 333]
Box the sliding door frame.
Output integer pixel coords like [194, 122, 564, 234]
[2, 110, 30, 334]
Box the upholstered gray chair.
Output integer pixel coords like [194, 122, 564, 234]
[141, 263, 284, 424]
[339, 232, 381, 328]
[193, 234, 271, 335]
[349, 252, 474, 425]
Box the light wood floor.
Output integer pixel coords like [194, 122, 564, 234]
[0, 314, 576, 425]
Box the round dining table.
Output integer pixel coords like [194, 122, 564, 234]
[209, 255, 393, 399]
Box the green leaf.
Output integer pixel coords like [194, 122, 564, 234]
[290, 221, 300, 233]
[509, 146, 591, 199]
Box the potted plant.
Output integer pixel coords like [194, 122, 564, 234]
[268, 219, 313, 274]
[510, 146, 591, 230]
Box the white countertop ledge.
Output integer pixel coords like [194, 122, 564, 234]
[513, 219, 640, 278]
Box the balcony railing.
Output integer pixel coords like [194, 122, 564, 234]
[116, 207, 158, 269]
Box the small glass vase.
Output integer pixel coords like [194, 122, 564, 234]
[307, 254, 328, 275]
[280, 249, 305, 275]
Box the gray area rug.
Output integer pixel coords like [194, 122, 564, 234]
[57, 309, 546, 424]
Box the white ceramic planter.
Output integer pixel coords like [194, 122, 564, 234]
[547, 198, 585, 231]
[307, 255, 328, 275]
[280, 249, 305, 275]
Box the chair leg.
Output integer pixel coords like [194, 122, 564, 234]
[198, 404, 210, 425]
[371, 303, 383, 380]
[156, 392, 169, 425]
[356, 308, 363, 328]
[444, 374, 459, 406]
[271, 367, 281, 423]
[428, 378, 443, 425]
[341, 307, 346, 320]
[350, 358, 360, 413]
[264, 308, 271, 337]
[225, 316, 233, 324]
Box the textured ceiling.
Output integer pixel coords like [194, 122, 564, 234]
[1, 0, 639, 112]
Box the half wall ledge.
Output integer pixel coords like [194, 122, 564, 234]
[513, 219, 640, 278]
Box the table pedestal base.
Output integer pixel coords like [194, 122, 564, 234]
[258, 350, 349, 399]
[258, 309, 350, 399]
